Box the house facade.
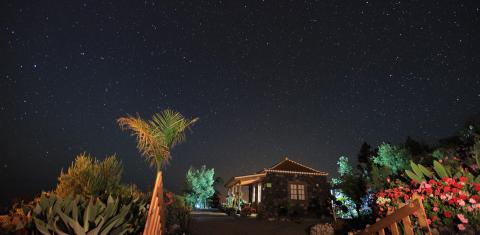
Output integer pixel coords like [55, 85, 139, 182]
[225, 157, 330, 217]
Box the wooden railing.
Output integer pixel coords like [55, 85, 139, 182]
[358, 195, 432, 235]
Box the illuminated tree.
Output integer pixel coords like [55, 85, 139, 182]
[184, 165, 215, 208]
[372, 143, 410, 174]
[332, 156, 366, 218]
[331, 156, 352, 186]
[118, 110, 198, 234]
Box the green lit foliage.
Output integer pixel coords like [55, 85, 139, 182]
[55, 153, 123, 199]
[184, 166, 215, 209]
[432, 149, 444, 160]
[372, 143, 410, 174]
[332, 156, 367, 218]
[331, 156, 352, 186]
[223, 191, 245, 215]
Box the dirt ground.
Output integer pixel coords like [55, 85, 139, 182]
[189, 210, 318, 235]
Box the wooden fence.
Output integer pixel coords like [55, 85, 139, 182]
[358, 195, 432, 235]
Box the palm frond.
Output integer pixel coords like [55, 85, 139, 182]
[118, 110, 198, 170]
[150, 109, 198, 149]
[117, 115, 164, 169]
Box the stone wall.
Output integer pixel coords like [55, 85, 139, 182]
[260, 172, 330, 217]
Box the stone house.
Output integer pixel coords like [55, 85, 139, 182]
[225, 157, 331, 217]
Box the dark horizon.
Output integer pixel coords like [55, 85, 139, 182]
[1, 0, 479, 211]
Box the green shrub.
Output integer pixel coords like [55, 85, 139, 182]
[165, 194, 190, 235]
[55, 153, 123, 199]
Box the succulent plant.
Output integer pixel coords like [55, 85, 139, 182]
[406, 160, 480, 183]
[31, 193, 135, 235]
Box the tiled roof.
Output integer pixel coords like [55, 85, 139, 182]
[267, 157, 323, 173]
[226, 157, 328, 188]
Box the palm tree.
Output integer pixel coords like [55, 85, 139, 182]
[118, 110, 198, 235]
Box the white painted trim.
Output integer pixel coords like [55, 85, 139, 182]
[264, 169, 328, 176]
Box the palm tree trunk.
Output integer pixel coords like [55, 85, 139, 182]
[144, 171, 164, 235]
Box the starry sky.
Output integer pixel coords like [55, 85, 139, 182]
[1, 0, 479, 208]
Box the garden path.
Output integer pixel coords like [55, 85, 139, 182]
[189, 210, 316, 235]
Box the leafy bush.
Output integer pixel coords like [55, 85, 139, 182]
[240, 205, 256, 217]
[55, 153, 123, 199]
[223, 207, 237, 216]
[165, 194, 190, 235]
[222, 191, 245, 215]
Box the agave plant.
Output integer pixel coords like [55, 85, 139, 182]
[31, 193, 135, 235]
[406, 160, 480, 183]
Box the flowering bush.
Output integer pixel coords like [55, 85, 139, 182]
[376, 176, 480, 232]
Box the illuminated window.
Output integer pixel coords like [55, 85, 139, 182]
[290, 184, 305, 200]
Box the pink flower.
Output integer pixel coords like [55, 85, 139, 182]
[457, 214, 468, 224]
[458, 224, 466, 231]
[458, 199, 466, 206]
[469, 198, 476, 204]
[433, 206, 439, 212]
[467, 206, 473, 212]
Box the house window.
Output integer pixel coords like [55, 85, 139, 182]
[290, 184, 305, 200]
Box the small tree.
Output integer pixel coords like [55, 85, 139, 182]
[332, 156, 366, 218]
[372, 143, 410, 174]
[331, 156, 352, 186]
[184, 166, 215, 209]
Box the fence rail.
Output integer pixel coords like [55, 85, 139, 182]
[358, 195, 432, 235]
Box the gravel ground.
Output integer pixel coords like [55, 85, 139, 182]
[189, 210, 317, 235]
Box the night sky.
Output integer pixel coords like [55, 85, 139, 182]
[1, 1, 479, 208]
